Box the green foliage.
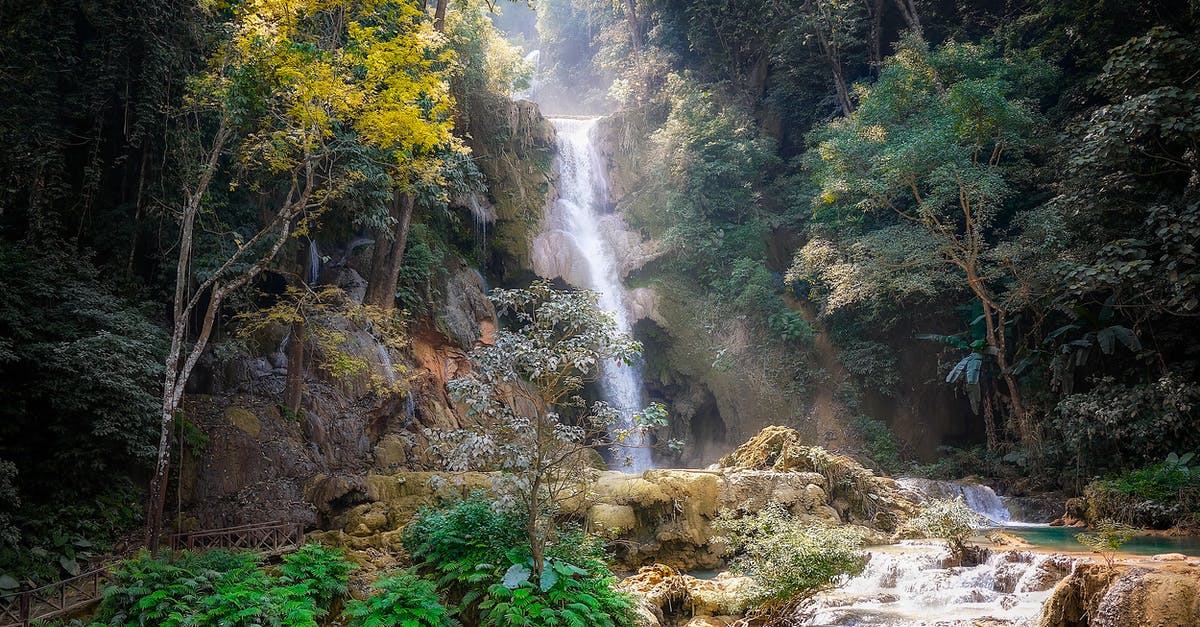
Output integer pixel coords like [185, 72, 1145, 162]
[402, 497, 526, 600]
[853, 416, 903, 474]
[345, 573, 456, 627]
[402, 498, 634, 625]
[714, 503, 867, 613]
[1083, 453, 1200, 529]
[900, 497, 986, 560]
[1049, 373, 1200, 482]
[396, 223, 450, 315]
[767, 310, 814, 345]
[94, 546, 353, 627]
[479, 554, 636, 627]
[1076, 519, 1135, 570]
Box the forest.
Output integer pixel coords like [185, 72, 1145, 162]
[1, 0, 1198, 625]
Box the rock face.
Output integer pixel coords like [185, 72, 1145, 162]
[463, 97, 557, 274]
[181, 263, 495, 529]
[1039, 562, 1200, 627]
[315, 428, 912, 570]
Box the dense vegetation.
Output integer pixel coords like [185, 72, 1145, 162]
[534, 0, 1200, 496]
[2, 0, 1200, 611]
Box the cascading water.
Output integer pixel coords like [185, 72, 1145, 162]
[307, 239, 321, 285]
[898, 477, 1016, 524]
[806, 542, 1068, 626]
[550, 117, 653, 473]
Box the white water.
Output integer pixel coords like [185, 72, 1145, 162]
[549, 117, 653, 473]
[807, 542, 1063, 626]
[899, 477, 1016, 524]
[307, 240, 321, 285]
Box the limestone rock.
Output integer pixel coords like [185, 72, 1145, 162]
[1039, 562, 1200, 627]
[588, 503, 638, 535]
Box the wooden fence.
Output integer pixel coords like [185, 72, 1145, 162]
[0, 521, 305, 626]
[0, 567, 104, 627]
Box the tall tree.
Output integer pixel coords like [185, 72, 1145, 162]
[808, 39, 1051, 449]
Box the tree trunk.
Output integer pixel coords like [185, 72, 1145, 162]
[433, 0, 447, 32]
[284, 320, 305, 412]
[866, 0, 884, 70]
[893, 0, 923, 38]
[814, 27, 854, 116]
[623, 0, 641, 55]
[364, 191, 414, 311]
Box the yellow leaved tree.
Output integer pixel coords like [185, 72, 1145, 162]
[148, 0, 464, 551]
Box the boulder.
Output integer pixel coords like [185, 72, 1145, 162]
[1040, 562, 1200, 627]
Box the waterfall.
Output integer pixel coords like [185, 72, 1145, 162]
[898, 477, 1015, 524]
[550, 117, 653, 473]
[518, 49, 540, 100]
[807, 542, 1065, 626]
[307, 239, 321, 285]
[404, 392, 416, 425]
[376, 342, 396, 386]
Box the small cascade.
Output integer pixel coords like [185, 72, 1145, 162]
[376, 341, 396, 386]
[517, 49, 540, 100]
[307, 239, 321, 285]
[807, 542, 1064, 626]
[463, 192, 496, 257]
[899, 477, 1015, 524]
[547, 117, 653, 473]
[404, 392, 417, 425]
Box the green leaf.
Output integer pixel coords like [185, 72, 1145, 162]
[539, 565, 559, 592]
[502, 563, 531, 589]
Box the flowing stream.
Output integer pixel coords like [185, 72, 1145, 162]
[549, 117, 652, 472]
[806, 542, 1065, 626]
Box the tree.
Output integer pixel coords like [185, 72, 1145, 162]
[808, 38, 1052, 449]
[147, 0, 459, 552]
[432, 282, 666, 577]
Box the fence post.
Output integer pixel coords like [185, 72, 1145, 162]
[17, 586, 30, 627]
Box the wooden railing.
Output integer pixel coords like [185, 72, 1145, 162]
[1, 521, 306, 626]
[0, 567, 104, 627]
[168, 521, 306, 555]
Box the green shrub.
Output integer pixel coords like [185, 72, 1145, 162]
[1083, 453, 1200, 528]
[899, 497, 985, 561]
[345, 573, 456, 627]
[402, 497, 526, 599]
[94, 545, 353, 627]
[403, 498, 635, 625]
[480, 552, 636, 627]
[1076, 519, 1135, 571]
[713, 503, 867, 614]
[852, 416, 903, 474]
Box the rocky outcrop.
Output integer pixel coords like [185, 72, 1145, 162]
[718, 426, 915, 530]
[619, 564, 754, 627]
[181, 259, 495, 530]
[315, 431, 912, 570]
[1039, 562, 1200, 627]
[464, 97, 557, 273]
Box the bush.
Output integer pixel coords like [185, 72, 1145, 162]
[852, 416, 903, 474]
[345, 573, 456, 627]
[899, 497, 985, 562]
[402, 497, 526, 601]
[479, 553, 636, 627]
[1083, 453, 1200, 528]
[714, 503, 867, 614]
[94, 545, 353, 627]
[403, 498, 635, 626]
